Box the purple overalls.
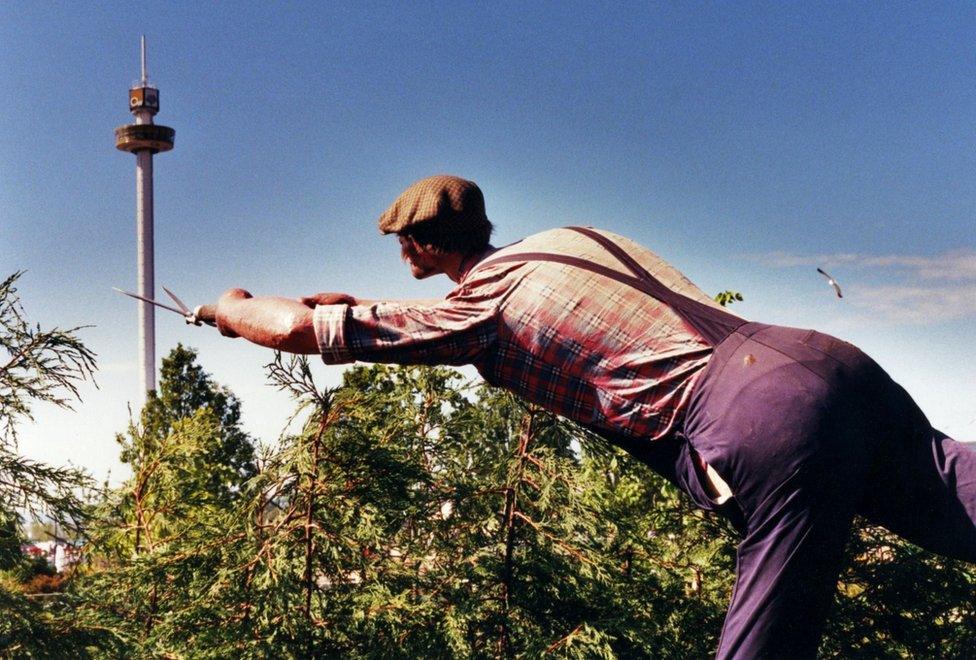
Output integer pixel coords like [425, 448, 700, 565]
[507, 228, 976, 658]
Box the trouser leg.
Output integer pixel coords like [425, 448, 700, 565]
[681, 324, 876, 659]
[715, 469, 857, 659]
[857, 378, 976, 561]
[660, 322, 974, 656]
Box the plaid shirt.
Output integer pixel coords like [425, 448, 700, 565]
[314, 227, 729, 441]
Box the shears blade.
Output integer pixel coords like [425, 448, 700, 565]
[162, 285, 192, 315]
[113, 287, 187, 317]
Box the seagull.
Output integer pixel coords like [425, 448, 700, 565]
[816, 268, 843, 298]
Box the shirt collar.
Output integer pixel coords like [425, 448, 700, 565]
[458, 246, 498, 282]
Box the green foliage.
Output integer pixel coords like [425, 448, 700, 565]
[8, 554, 55, 584]
[0, 509, 23, 571]
[822, 523, 976, 657]
[713, 290, 744, 307]
[575, 437, 737, 657]
[134, 344, 257, 504]
[0, 271, 102, 657]
[0, 272, 97, 444]
[0, 586, 129, 659]
[2, 332, 963, 657]
[51, 358, 975, 657]
[0, 272, 95, 530]
[77, 346, 259, 653]
[70, 359, 741, 657]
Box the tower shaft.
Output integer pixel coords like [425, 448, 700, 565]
[135, 150, 155, 394]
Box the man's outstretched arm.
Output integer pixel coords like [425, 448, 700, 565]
[215, 288, 319, 354]
[215, 286, 498, 365]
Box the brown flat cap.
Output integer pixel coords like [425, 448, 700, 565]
[378, 175, 487, 234]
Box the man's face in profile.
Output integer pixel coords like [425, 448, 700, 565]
[398, 234, 439, 279]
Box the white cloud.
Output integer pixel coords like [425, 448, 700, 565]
[755, 249, 976, 281]
[749, 248, 976, 324]
[853, 284, 976, 323]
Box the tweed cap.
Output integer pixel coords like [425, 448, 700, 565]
[378, 175, 487, 234]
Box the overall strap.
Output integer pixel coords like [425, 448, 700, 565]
[477, 227, 746, 346]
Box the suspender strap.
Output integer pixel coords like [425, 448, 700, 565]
[477, 227, 746, 346]
[567, 226, 656, 282]
[482, 251, 650, 293]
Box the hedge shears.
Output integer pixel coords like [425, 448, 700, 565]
[113, 285, 217, 327]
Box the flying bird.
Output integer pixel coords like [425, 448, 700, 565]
[816, 268, 843, 298]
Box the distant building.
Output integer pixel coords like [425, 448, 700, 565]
[19, 540, 82, 572]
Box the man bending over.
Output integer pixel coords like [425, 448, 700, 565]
[214, 174, 976, 659]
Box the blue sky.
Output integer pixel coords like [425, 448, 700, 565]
[3, 2, 974, 482]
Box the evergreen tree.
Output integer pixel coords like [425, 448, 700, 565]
[0, 272, 126, 656]
[821, 523, 976, 657]
[79, 345, 259, 652]
[0, 272, 95, 539]
[135, 344, 257, 504]
[90, 357, 732, 657]
[70, 351, 975, 657]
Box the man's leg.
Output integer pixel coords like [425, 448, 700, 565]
[716, 468, 858, 659]
[858, 377, 976, 561]
[682, 324, 879, 658]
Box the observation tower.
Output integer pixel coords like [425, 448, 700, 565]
[114, 36, 175, 396]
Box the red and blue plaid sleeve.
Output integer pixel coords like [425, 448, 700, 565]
[313, 295, 498, 366]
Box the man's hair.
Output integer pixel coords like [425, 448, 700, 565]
[399, 216, 494, 255]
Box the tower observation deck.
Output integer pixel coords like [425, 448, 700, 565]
[114, 36, 175, 397]
[115, 37, 175, 154]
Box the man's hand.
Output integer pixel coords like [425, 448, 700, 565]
[299, 292, 357, 308]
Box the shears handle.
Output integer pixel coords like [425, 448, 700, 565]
[192, 305, 218, 327]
